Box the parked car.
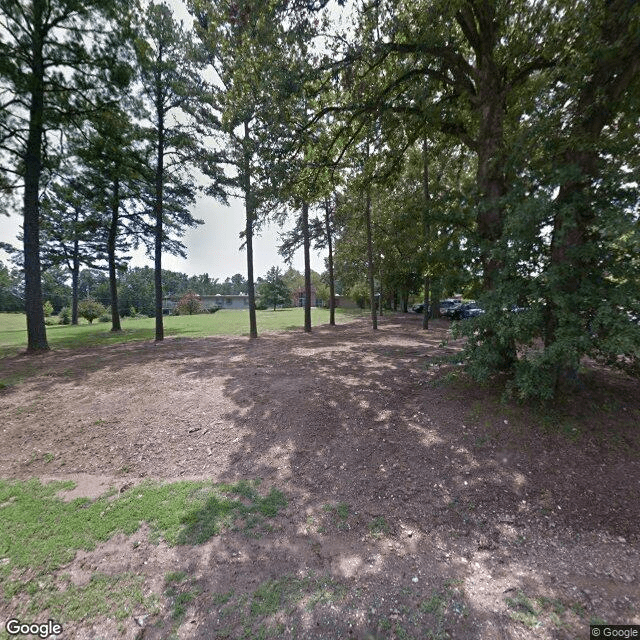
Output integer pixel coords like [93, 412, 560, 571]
[412, 303, 431, 315]
[439, 299, 462, 317]
[451, 302, 484, 320]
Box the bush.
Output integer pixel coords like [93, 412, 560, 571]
[44, 317, 60, 326]
[208, 306, 220, 314]
[78, 298, 106, 324]
[176, 291, 204, 315]
[43, 300, 54, 317]
[98, 307, 111, 323]
[58, 307, 71, 325]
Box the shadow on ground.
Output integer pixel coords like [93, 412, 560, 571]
[1, 314, 638, 639]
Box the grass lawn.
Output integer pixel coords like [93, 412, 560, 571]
[0, 308, 363, 357]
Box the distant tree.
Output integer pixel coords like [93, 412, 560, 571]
[228, 274, 247, 295]
[0, 261, 23, 312]
[189, 0, 307, 338]
[41, 267, 72, 313]
[43, 301, 54, 317]
[117, 266, 156, 317]
[0, 0, 131, 351]
[176, 291, 203, 315]
[74, 105, 144, 333]
[40, 175, 104, 325]
[78, 269, 110, 303]
[78, 299, 106, 324]
[258, 267, 291, 311]
[135, 1, 207, 342]
[281, 268, 305, 293]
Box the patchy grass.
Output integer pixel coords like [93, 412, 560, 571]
[321, 501, 352, 531]
[165, 571, 202, 621]
[0, 477, 287, 623]
[8, 572, 160, 628]
[208, 573, 347, 638]
[0, 309, 362, 357]
[504, 589, 591, 632]
[368, 516, 390, 538]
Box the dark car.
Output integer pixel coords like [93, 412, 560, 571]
[412, 303, 431, 315]
[451, 302, 484, 320]
[439, 299, 462, 317]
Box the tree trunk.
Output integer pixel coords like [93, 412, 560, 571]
[71, 242, 79, 326]
[154, 94, 165, 342]
[544, 1, 640, 387]
[108, 176, 122, 332]
[302, 201, 312, 333]
[244, 121, 258, 339]
[474, 90, 506, 292]
[325, 198, 336, 326]
[379, 262, 383, 317]
[23, 0, 48, 352]
[364, 187, 377, 331]
[422, 138, 431, 330]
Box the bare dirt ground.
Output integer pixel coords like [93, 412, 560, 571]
[1, 313, 639, 639]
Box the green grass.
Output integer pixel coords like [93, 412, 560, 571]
[322, 501, 351, 531]
[13, 572, 160, 625]
[0, 308, 363, 357]
[165, 572, 202, 620]
[368, 516, 390, 538]
[504, 589, 592, 632]
[209, 573, 347, 638]
[0, 477, 287, 614]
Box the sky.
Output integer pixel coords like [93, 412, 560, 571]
[0, 0, 331, 281]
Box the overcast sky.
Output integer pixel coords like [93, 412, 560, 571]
[0, 0, 330, 281]
[0, 187, 327, 281]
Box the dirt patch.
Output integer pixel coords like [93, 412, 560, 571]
[1, 314, 638, 639]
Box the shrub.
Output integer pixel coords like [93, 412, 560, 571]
[44, 317, 60, 326]
[58, 307, 71, 325]
[176, 291, 204, 315]
[98, 307, 111, 323]
[78, 298, 106, 324]
[208, 306, 220, 314]
[43, 300, 54, 317]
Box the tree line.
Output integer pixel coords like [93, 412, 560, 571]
[1, 0, 639, 399]
[0, 262, 334, 317]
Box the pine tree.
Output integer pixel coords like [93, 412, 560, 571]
[0, 0, 132, 351]
[135, 1, 209, 341]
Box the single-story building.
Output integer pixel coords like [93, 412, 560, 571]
[291, 286, 321, 308]
[162, 293, 249, 314]
[289, 287, 359, 309]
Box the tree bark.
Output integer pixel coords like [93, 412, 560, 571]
[108, 176, 122, 332]
[474, 81, 506, 291]
[71, 239, 79, 326]
[302, 201, 312, 333]
[544, 1, 640, 385]
[379, 262, 383, 317]
[244, 120, 258, 339]
[422, 138, 431, 330]
[154, 78, 165, 342]
[364, 187, 377, 330]
[23, 0, 48, 352]
[325, 198, 336, 326]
